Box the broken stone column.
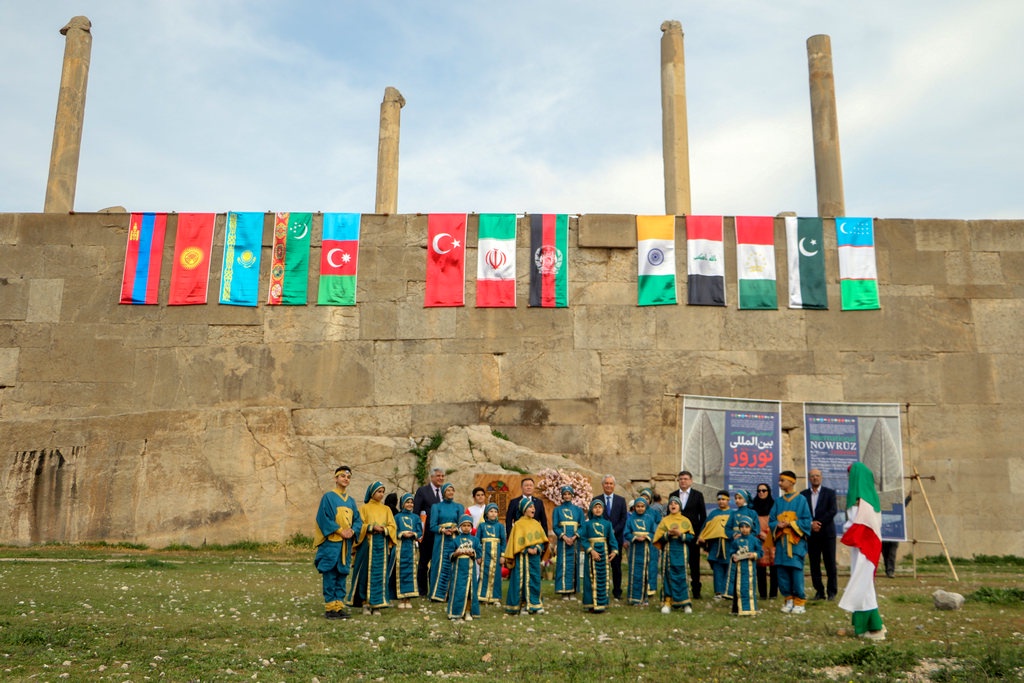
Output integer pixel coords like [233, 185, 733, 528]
[806, 34, 845, 218]
[44, 16, 92, 214]
[660, 20, 691, 216]
[374, 87, 405, 214]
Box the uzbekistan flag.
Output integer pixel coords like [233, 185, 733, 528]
[119, 212, 167, 305]
[735, 216, 778, 310]
[318, 213, 360, 306]
[425, 213, 467, 307]
[528, 213, 568, 308]
[785, 216, 828, 310]
[476, 213, 517, 308]
[686, 215, 725, 306]
[636, 215, 677, 306]
[168, 213, 215, 306]
[266, 212, 312, 305]
[836, 217, 880, 311]
[839, 462, 885, 636]
[219, 212, 264, 307]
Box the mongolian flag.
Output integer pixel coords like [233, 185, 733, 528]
[476, 213, 517, 308]
[836, 217, 880, 311]
[168, 213, 215, 305]
[528, 213, 568, 308]
[219, 212, 264, 307]
[266, 212, 312, 305]
[686, 215, 725, 306]
[785, 216, 828, 310]
[119, 212, 167, 305]
[425, 213, 467, 307]
[636, 215, 677, 306]
[317, 213, 360, 306]
[735, 216, 778, 310]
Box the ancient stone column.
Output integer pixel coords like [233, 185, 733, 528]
[44, 16, 92, 214]
[660, 20, 691, 216]
[806, 34, 845, 218]
[374, 87, 406, 214]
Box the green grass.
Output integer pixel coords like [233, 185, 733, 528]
[0, 548, 1021, 681]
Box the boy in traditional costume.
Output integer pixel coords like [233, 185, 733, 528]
[350, 481, 397, 615]
[477, 503, 506, 605]
[551, 486, 585, 599]
[447, 514, 482, 621]
[769, 470, 812, 614]
[314, 465, 362, 620]
[637, 488, 661, 596]
[580, 498, 618, 614]
[727, 517, 762, 616]
[391, 492, 422, 609]
[503, 497, 548, 615]
[624, 497, 655, 606]
[429, 482, 463, 602]
[653, 495, 695, 614]
[698, 490, 733, 599]
[839, 462, 887, 640]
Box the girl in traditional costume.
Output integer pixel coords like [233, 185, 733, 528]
[349, 481, 397, 615]
[477, 503, 506, 604]
[727, 517, 762, 615]
[637, 488, 661, 596]
[653, 495, 694, 613]
[428, 482, 463, 602]
[551, 486, 584, 599]
[503, 497, 548, 615]
[751, 482, 778, 600]
[698, 490, 733, 599]
[624, 497, 655, 606]
[580, 498, 618, 614]
[447, 514, 482, 621]
[838, 462, 887, 640]
[391, 492, 422, 609]
[727, 489, 760, 539]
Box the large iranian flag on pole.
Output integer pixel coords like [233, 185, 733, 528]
[636, 215, 677, 306]
[786, 216, 828, 310]
[735, 216, 777, 310]
[476, 213, 517, 307]
[839, 462, 886, 637]
[836, 217, 880, 311]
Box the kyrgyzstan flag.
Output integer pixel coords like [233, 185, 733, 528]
[425, 213, 467, 307]
[318, 213, 360, 306]
[476, 213, 517, 307]
[119, 212, 167, 305]
[168, 213, 216, 305]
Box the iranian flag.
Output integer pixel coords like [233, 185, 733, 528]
[266, 212, 312, 305]
[686, 215, 725, 306]
[528, 213, 568, 308]
[425, 213, 467, 307]
[735, 216, 777, 310]
[636, 215, 677, 306]
[836, 217, 880, 311]
[839, 462, 886, 637]
[785, 216, 828, 310]
[317, 213, 360, 306]
[168, 212, 216, 305]
[476, 213, 517, 307]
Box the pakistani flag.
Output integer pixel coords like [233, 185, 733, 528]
[836, 217, 880, 311]
[735, 216, 778, 310]
[636, 215, 677, 306]
[785, 216, 828, 310]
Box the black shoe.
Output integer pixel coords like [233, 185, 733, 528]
[827, 594, 836, 601]
[325, 610, 350, 620]
[812, 593, 826, 601]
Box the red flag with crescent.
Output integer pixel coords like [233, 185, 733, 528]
[425, 213, 467, 307]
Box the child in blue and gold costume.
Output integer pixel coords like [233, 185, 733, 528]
[653, 495, 694, 613]
[447, 514, 482, 621]
[391, 493, 422, 609]
[580, 498, 618, 614]
[429, 482, 464, 602]
[349, 481, 397, 615]
[477, 503, 506, 605]
[551, 486, 585, 599]
[699, 490, 733, 599]
[314, 465, 362, 620]
[624, 497, 656, 606]
[727, 517, 763, 616]
[503, 497, 548, 615]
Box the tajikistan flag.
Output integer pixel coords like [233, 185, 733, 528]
[735, 216, 777, 310]
[636, 215, 677, 306]
[836, 217, 880, 311]
[839, 462, 885, 637]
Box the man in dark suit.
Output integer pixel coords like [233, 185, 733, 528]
[413, 467, 446, 596]
[505, 476, 549, 536]
[599, 475, 628, 600]
[669, 470, 706, 599]
[802, 468, 838, 600]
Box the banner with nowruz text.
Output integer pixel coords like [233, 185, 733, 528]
[803, 402, 906, 541]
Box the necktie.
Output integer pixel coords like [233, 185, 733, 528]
[606, 495, 612, 512]
[434, 487, 440, 502]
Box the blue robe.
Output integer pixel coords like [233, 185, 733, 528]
[727, 532, 763, 615]
[428, 499, 464, 601]
[503, 516, 547, 614]
[391, 510, 422, 600]
[552, 502, 585, 595]
[624, 511, 656, 605]
[447, 532, 482, 619]
[348, 499, 396, 609]
[653, 513, 694, 608]
[704, 508, 732, 595]
[769, 491, 812, 602]
[476, 518, 506, 603]
[580, 517, 617, 612]
[313, 489, 362, 611]
[727, 505, 760, 541]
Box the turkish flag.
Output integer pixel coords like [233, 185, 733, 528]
[425, 213, 467, 307]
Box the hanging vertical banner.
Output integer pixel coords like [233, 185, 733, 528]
[636, 215, 677, 306]
[219, 212, 264, 307]
[119, 212, 168, 305]
[425, 213, 467, 307]
[317, 213, 360, 306]
[476, 213, 517, 308]
[803, 402, 906, 541]
[686, 215, 725, 306]
[681, 395, 782, 515]
[836, 216, 880, 311]
[528, 213, 568, 308]
[735, 215, 778, 310]
[266, 212, 312, 305]
[168, 212, 216, 305]
[785, 216, 828, 310]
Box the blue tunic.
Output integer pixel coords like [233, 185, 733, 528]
[447, 532, 482, 619]
[769, 492, 812, 569]
[624, 510, 656, 605]
[580, 517, 617, 612]
[391, 510, 422, 600]
[313, 489, 363, 610]
[552, 502, 585, 595]
[476, 519, 506, 603]
[428, 499, 464, 601]
[704, 508, 733, 595]
[653, 513, 694, 608]
[727, 533, 763, 615]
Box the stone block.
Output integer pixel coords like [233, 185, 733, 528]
[575, 306, 656, 350]
[719, 309, 807, 351]
[991, 353, 1024, 403]
[0, 347, 18, 385]
[578, 214, 638, 248]
[939, 353, 996, 405]
[0, 278, 27, 320]
[374, 351, 498, 405]
[573, 281, 634, 306]
[397, 301, 456, 340]
[1001, 253, 1024, 283]
[654, 305, 723, 351]
[968, 220, 1024, 251]
[972, 299, 1024, 353]
[945, 252, 1005, 285]
[888, 250, 946, 285]
[26, 279, 63, 323]
[456, 306, 574, 348]
[292, 406, 413, 437]
[807, 296, 973, 352]
[502, 350, 601, 400]
[479, 398, 599, 427]
[573, 247, 637, 283]
[839, 352, 939, 404]
[905, 219, 971, 251]
[875, 219, 919, 252]
[207, 324, 264, 346]
[20, 336, 132, 383]
[785, 374, 844, 402]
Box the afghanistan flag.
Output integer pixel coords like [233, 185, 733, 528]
[425, 213, 467, 307]
[219, 212, 264, 307]
[119, 212, 167, 305]
[686, 215, 725, 306]
[838, 462, 886, 637]
[735, 216, 777, 310]
[476, 213, 517, 308]
[836, 217, 880, 311]
[785, 216, 828, 310]
[318, 213, 360, 306]
[266, 212, 312, 305]
[528, 213, 568, 308]
[636, 215, 677, 306]
[168, 212, 215, 306]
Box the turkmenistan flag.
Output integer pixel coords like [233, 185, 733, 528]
[836, 217, 880, 311]
[267, 212, 312, 305]
[476, 213, 517, 307]
[686, 215, 725, 306]
[528, 213, 568, 308]
[636, 215, 677, 306]
[785, 216, 828, 310]
[318, 213, 360, 306]
[735, 216, 778, 310]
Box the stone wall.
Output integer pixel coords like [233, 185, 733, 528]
[0, 212, 1021, 554]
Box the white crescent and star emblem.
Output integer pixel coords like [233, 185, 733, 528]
[291, 223, 309, 240]
[326, 247, 350, 268]
[798, 237, 819, 257]
[431, 232, 461, 255]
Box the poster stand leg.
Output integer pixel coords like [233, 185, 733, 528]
[909, 467, 959, 582]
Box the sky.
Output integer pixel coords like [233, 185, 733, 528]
[1, 1, 1022, 219]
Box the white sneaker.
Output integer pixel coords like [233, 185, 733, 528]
[781, 600, 794, 613]
[683, 605, 693, 614]
[661, 605, 671, 614]
[362, 606, 372, 616]
[791, 605, 806, 615]
[464, 615, 473, 622]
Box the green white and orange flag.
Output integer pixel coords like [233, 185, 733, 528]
[636, 215, 677, 306]
[266, 212, 312, 305]
[836, 217, 880, 311]
[476, 213, 517, 307]
[839, 462, 885, 636]
[735, 216, 778, 310]
[317, 213, 360, 306]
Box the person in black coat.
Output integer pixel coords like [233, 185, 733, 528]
[598, 475, 628, 600]
[801, 468, 838, 600]
[413, 467, 447, 596]
[668, 470, 707, 599]
[504, 476, 548, 536]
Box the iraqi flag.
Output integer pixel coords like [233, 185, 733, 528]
[735, 216, 777, 310]
[839, 462, 885, 636]
[266, 212, 312, 305]
[119, 212, 167, 305]
[476, 213, 517, 307]
[318, 213, 360, 306]
[219, 212, 264, 307]
[836, 217, 880, 311]
[425, 213, 467, 307]
[168, 212, 216, 305]
[686, 215, 725, 306]
[636, 215, 677, 306]
[785, 216, 828, 310]
[528, 213, 568, 308]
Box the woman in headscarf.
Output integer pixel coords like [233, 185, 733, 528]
[579, 497, 618, 614]
[751, 482, 778, 600]
[428, 482, 463, 602]
[476, 502, 506, 605]
[391, 492, 422, 609]
[653, 495, 694, 613]
[551, 486, 585, 599]
[624, 496, 656, 606]
[350, 481, 397, 615]
[503, 497, 548, 615]
[839, 462, 887, 640]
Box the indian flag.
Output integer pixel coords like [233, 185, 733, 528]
[636, 215, 677, 306]
[476, 213, 517, 307]
[735, 216, 777, 310]
[836, 217, 880, 311]
[839, 462, 886, 638]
